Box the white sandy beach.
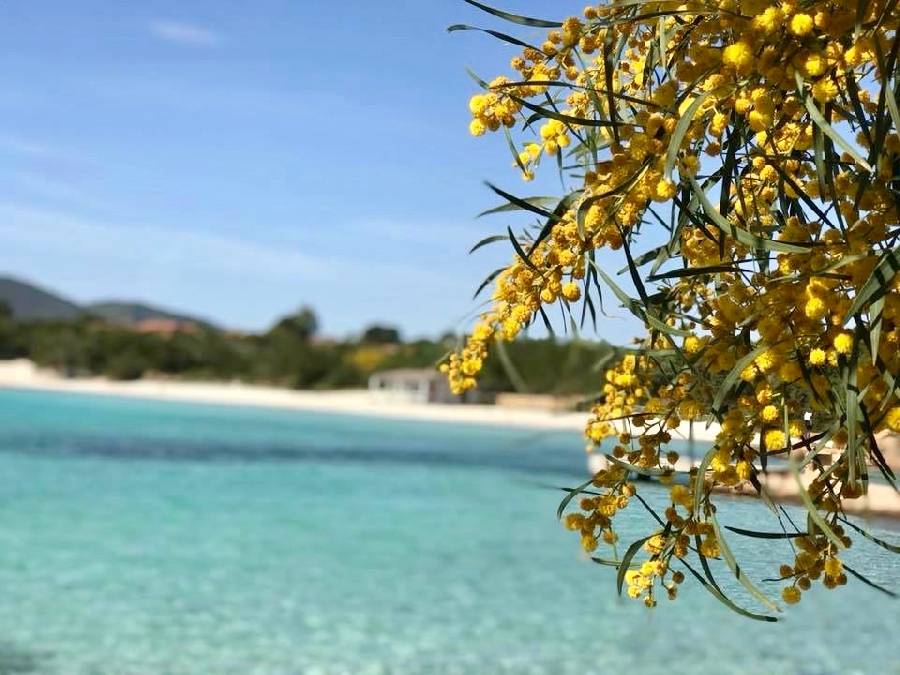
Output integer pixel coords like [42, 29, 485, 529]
[0, 359, 775, 445]
[0, 359, 595, 431]
[0, 359, 727, 442]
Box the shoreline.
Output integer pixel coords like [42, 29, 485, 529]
[0, 360, 724, 441]
[0, 359, 594, 432]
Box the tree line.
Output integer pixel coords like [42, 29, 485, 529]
[0, 304, 617, 396]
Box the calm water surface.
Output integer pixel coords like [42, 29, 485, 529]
[0, 388, 897, 674]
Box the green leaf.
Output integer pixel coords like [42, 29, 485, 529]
[477, 196, 558, 218]
[692, 444, 719, 515]
[711, 342, 768, 413]
[664, 91, 710, 179]
[844, 245, 900, 320]
[556, 476, 596, 520]
[504, 125, 528, 177]
[884, 79, 900, 140]
[507, 226, 537, 270]
[837, 516, 900, 553]
[723, 526, 806, 539]
[592, 557, 635, 568]
[618, 244, 669, 274]
[616, 536, 650, 596]
[590, 261, 691, 337]
[688, 177, 813, 254]
[468, 235, 507, 254]
[647, 263, 751, 281]
[461, 0, 562, 27]
[845, 342, 862, 487]
[604, 454, 674, 477]
[485, 182, 562, 222]
[446, 23, 540, 49]
[490, 79, 657, 107]
[870, 296, 886, 358]
[507, 93, 626, 128]
[711, 513, 780, 612]
[798, 73, 873, 172]
[679, 558, 778, 622]
[843, 563, 898, 598]
[787, 454, 847, 550]
[472, 266, 505, 300]
[493, 338, 528, 393]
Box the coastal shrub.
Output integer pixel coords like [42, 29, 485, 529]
[444, 0, 900, 618]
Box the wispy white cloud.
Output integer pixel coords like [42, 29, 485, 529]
[148, 20, 222, 48]
[0, 203, 328, 282]
[0, 202, 470, 332]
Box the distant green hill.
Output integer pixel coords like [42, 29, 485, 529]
[85, 301, 214, 328]
[0, 275, 213, 327]
[0, 276, 82, 321]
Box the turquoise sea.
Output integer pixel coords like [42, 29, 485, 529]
[0, 388, 897, 675]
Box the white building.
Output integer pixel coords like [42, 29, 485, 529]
[367, 368, 455, 405]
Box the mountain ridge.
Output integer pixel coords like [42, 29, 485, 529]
[0, 275, 214, 327]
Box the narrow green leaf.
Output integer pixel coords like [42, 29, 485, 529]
[461, 0, 562, 27]
[712, 513, 780, 612]
[507, 227, 537, 270]
[712, 342, 769, 413]
[647, 263, 750, 281]
[884, 79, 900, 139]
[843, 563, 898, 598]
[616, 537, 650, 596]
[592, 557, 635, 568]
[605, 454, 674, 477]
[844, 245, 900, 320]
[788, 454, 846, 550]
[723, 526, 806, 539]
[590, 261, 691, 337]
[680, 559, 778, 622]
[446, 24, 539, 50]
[472, 266, 505, 300]
[664, 92, 710, 179]
[870, 296, 885, 358]
[692, 444, 719, 515]
[485, 182, 562, 222]
[798, 73, 873, 171]
[477, 196, 558, 218]
[557, 476, 596, 520]
[837, 516, 900, 553]
[493, 338, 528, 393]
[688, 177, 813, 253]
[468, 235, 507, 254]
[507, 93, 626, 128]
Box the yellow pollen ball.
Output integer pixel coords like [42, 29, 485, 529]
[809, 348, 827, 366]
[804, 296, 827, 320]
[764, 429, 786, 449]
[782, 586, 801, 604]
[655, 179, 677, 201]
[723, 41, 753, 71]
[790, 13, 814, 36]
[561, 282, 581, 302]
[885, 407, 900, 432]
[824, 557, 843, 578]
[833, 332, 853, 354]
[761, 405, 779, 422]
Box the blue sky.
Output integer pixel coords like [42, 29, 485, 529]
[0, 0, 640, 342]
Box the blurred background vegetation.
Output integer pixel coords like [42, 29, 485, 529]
[0, 277, 617, 395]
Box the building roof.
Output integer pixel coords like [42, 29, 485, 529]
[370, 368, 443, 382]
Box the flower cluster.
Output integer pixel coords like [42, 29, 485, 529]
[447, 0, 900, 618]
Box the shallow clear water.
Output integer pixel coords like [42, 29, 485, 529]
[0, 388, 897, 674]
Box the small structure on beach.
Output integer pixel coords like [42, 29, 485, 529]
[368, 368, 455, 405]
